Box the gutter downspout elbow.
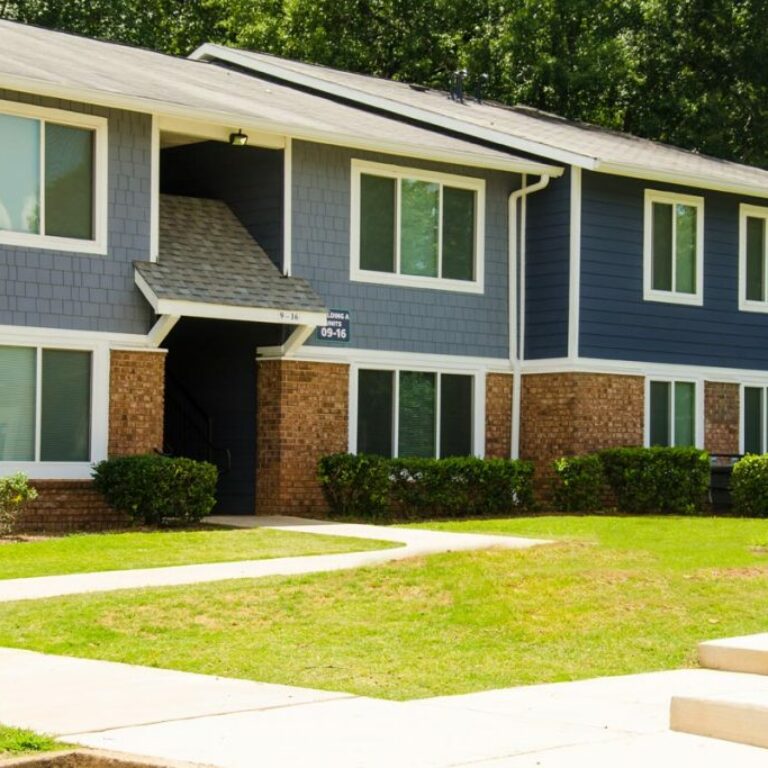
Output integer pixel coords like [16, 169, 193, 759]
[508, 174, 551, 459]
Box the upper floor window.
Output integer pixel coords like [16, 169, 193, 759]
[0, 344, 92, 463]
[739, 204, 768, 313]
[0, 100, 107, 254]
[643, 190, 703, 306]
[648, 378, 697, 447]
[350, 160, 485, 293]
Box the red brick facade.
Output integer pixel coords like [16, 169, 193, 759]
[108, 349, 166, 457]
[520, 372, 645, 494]
[256, 359, 349, 517]
[705, 381, 740, 455]
[485, 373, 513, 458]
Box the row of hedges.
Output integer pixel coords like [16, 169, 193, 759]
[553, 447, 710, 515]
[318, 454, 534, 521]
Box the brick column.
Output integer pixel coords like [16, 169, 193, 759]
[520, 372, 644, 495]
[109, 349, 166, 456]
[256, 359, 349, 517]
[485, 373, 513, 458]
[705, 381, 739, 454]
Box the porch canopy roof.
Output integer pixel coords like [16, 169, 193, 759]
[134, 195, 327, 326]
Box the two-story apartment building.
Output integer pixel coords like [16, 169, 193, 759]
[2, 21, 768, 526]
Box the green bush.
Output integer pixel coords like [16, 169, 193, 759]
[92, 454, 218, 526]
[552, 454, 604, 512]
[599, 446, 709, 514]
[0, 473, 38, 536]
[731, 454, 768, 517]
[318, 454, 534, 521]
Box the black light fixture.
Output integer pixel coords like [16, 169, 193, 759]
[229, 129, 248, 147]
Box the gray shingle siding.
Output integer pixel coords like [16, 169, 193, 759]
[524, 169, 570, 359]
[291, 140, 516, 358]
[580, 170, 768, 370]
[0, 89, 151, 335]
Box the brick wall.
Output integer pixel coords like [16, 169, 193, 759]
[705, 381, 740, 454]
[485, 373, 513, 458]
[17, 481, 130, 533]
[520, 372, 644, 495]
[108, 349, 166, 456]
[256, 359, 349, 517]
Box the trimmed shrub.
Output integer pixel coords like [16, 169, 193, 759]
[552, 454, 604, 512]
[599, 446, 709, 514]
[318, 454, 534, 521]
[731, 454, 768, 517]
[92, 454, 218, 526]
[0, 473, 38, 536]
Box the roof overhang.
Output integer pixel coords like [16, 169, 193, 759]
[135, 269, 328, 327]
[0, 70, 561, 177]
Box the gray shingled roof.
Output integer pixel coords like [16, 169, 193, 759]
[0, 21, 557, 176]
[193, 45, 768, 197]
[135, 195, 326, 314]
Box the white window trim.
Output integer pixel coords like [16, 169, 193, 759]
[643, 189, 704, 306]
[738, 203, 768, 314]
[348, 363, 484, 458]
[644, 376, 703, 448]
[0, 337, 109, 480]
[0, 98, 108, 256]
[740, 383, 766, 454]
[350, 159, 485, 294]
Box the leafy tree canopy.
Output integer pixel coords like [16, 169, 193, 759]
[3, 0, 768, 166]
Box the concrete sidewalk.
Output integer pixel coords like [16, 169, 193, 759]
[2, 648, 767, 767]
[0, 516, 546, 603]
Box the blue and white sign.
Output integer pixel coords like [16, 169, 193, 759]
[317, 308, 351, 343]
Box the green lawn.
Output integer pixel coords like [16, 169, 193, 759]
[0, 516, 766, 700]
[0, 527, 397, 580]
[0, 725, 66, 757]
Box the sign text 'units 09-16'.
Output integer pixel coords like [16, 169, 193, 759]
[317, 309, 351, 343]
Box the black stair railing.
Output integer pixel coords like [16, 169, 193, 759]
[164, 372, 232, 474]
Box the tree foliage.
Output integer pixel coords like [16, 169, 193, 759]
[3, 0, 768, 166]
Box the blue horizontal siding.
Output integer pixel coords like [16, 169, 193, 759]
[525, 169, 570, 359]
[580, 171, 768, 370]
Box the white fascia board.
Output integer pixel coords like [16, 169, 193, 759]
[191, 44, 595, 170]
[521, 355, 768, 385]
[0, 72, 559, 177]
[0, 322, 153, 349]
[596, 161, 768, 200]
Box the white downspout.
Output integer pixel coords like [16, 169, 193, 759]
[509, 174, 551, 459]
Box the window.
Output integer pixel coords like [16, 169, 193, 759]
[351, 160, 484, 293]
[0, 101, 107, 253]
[739, 204, 768, 312]
[0, 345, 92, 463]
[356, 368, 474, 458]
[648, 379, 697, 447]
[743, 386, 768, 454]
[643, 190, 703, 305]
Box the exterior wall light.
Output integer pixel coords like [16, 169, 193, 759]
[229, 129, 248, 146]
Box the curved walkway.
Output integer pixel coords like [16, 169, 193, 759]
[0, 516, 547, 603]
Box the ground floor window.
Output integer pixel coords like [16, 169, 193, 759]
[356, 368, 473, 458]
[743, 386, 767, 454]
[648, 379, 696, 447]
[0, 345, 91, 462]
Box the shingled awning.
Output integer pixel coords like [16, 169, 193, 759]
[134, 195, 327, 328]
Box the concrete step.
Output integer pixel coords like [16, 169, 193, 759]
[670, 692, 768, 750]
[698, 633, 768, 675]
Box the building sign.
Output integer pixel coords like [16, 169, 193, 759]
[317, 308, 351, 343]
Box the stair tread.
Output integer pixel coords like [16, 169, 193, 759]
[700, 633, 768, 652]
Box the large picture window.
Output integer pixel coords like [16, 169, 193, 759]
[0, 345, 92, 463]
[648, 379, 697, 447]
[352, 160, 484, 292]
[739, 204, 768, 313]
[0, 101, 106, 253]
[643, 190, 703, 305]
[356, 368, 474, 458]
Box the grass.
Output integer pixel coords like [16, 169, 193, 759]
[0, 526, 397, 580]
[0, 516, 767, 700]
[0, 724, 66, 757]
